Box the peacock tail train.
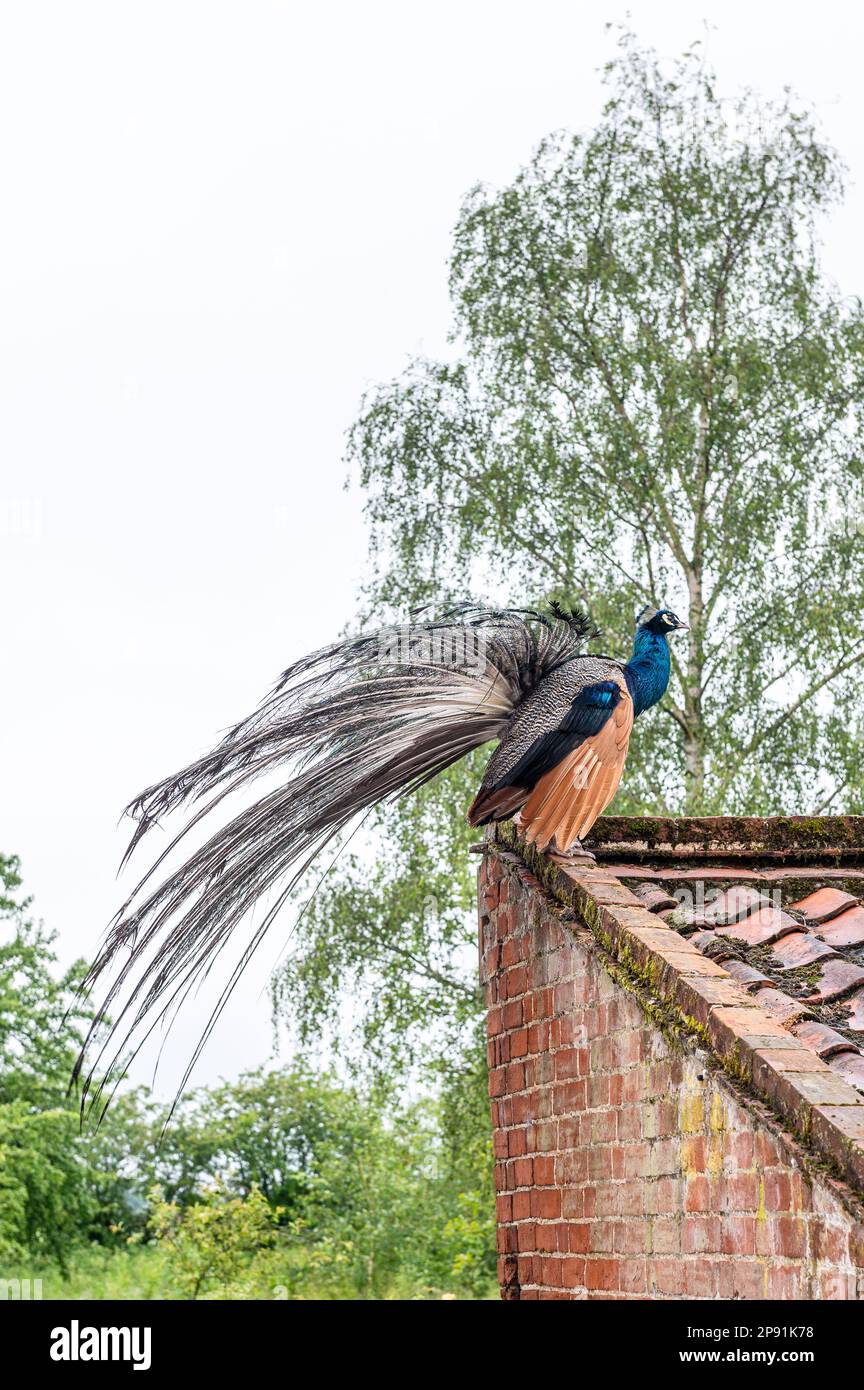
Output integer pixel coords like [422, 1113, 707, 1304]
[73, 603, 601, 1114]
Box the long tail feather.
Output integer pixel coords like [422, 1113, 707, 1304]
[73, 602, 596, 1113]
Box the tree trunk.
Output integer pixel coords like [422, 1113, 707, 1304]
[684, 568, 705, 811]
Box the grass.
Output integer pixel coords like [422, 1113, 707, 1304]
[7, 1242, 498, 1301]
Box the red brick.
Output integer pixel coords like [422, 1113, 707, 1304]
[587, 1074, 611, 1108]
[504, 965, 528, 999]
[496, 1226, 514, 1254]
[765, 1263, 802, 1300]
[620, 1257, 648, 1293]
[616, 1106, 642, 1142]
[819, 1270, 856, 1299]
[528, 1118, 557, 1152]
[774, 1214, 806, 1259]
[683, 1258, 717, 1298]
[682, 1215, 721, 1254]
[554, 1047, 582, 1081]
[685, 1176, 711, 1213]
[729, 1130, 754, 1170]
[567, 1222, 590, 1253]
[509, 1092, 528, 1125]
[717, 1260, 766, 1300]
[812, 1217, 847, 1264]
[724, 1173, 760, 1211]
[652, 1218, 680, 1254]
[507, 1127, 527, 1157]
[531, 1188, 561, 1220]
[762, 1169, 792, 1211]
[561, 1256, 586, 1288]
[557, 1116, 581, 1149]
[533, 1155, 555, 1186]
[534, 1223, 559, 1252]
[612, 1220, 646, 1255]
[585, 1258, 620, 1292]
[720, 1215, 756, 1256]
[560, 1187, 585, 1220]
[513, 1158, 533, 1187]
[652, 1256, 684, 1296]
[680, 1135, 706, 1172]
[516, 1221, 536, 1251]
[512, 1190, 531, 1221]
[527, 1022, 550, 1053]
[556, 1149, 588, 1185]
[589, 1219, 613, 1252]
[504, 1061, 525, 1092]
[553, 1079, 587, 1113]
[501, 937, 524, 968]
[622, 1141, 653, 1180]
[502, 999, 523, 1030]
[649, 1177, 681, 1215]
[588, 1110, 617, 1144]
[488, 1066, 506, 1098]
[553, 980, 576, 1014]
[540, 1256, 563, 1287]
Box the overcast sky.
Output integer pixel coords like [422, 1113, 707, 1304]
[2, 1, 863, 1095]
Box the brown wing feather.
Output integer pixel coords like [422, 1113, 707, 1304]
[520, 677, 634, 852]
[467, 782, 527, 825]
[521, 743, 597, 847]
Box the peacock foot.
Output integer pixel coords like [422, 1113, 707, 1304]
[548, 839, 597, 867]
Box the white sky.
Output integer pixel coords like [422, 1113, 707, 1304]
[2, 1, 863, 1094]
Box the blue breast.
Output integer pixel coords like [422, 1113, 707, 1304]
[623, 630, 672, 717]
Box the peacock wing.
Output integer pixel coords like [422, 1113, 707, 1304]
[519, 674, 634, 852]
[468, 661, 627, 828]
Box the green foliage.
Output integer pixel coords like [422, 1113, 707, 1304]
[156, 1068, 339, 1210]
[288, 1081, 494, 1298]
[146, 1182, 279, 1300]
[139, 1065, 495, 1299]
[0, 843, 497, 1299]
[0, 855, 96, 1268]
[348, 30, 864, 816]
[0, 1102, 91, 1269]
[0, 855, 90, 1106]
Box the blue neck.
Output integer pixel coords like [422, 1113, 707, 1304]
[623, 628, 671, 718]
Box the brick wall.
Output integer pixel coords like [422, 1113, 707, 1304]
[480, 848, 864, 1301]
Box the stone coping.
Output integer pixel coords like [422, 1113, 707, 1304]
[584, 814, 864, 863]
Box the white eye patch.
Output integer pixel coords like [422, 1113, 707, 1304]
[662, 614, 674, 625]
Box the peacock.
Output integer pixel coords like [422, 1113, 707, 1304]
[75, 601, 686, 1106]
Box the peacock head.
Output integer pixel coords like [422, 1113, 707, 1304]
[635, 604, 688, 638]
